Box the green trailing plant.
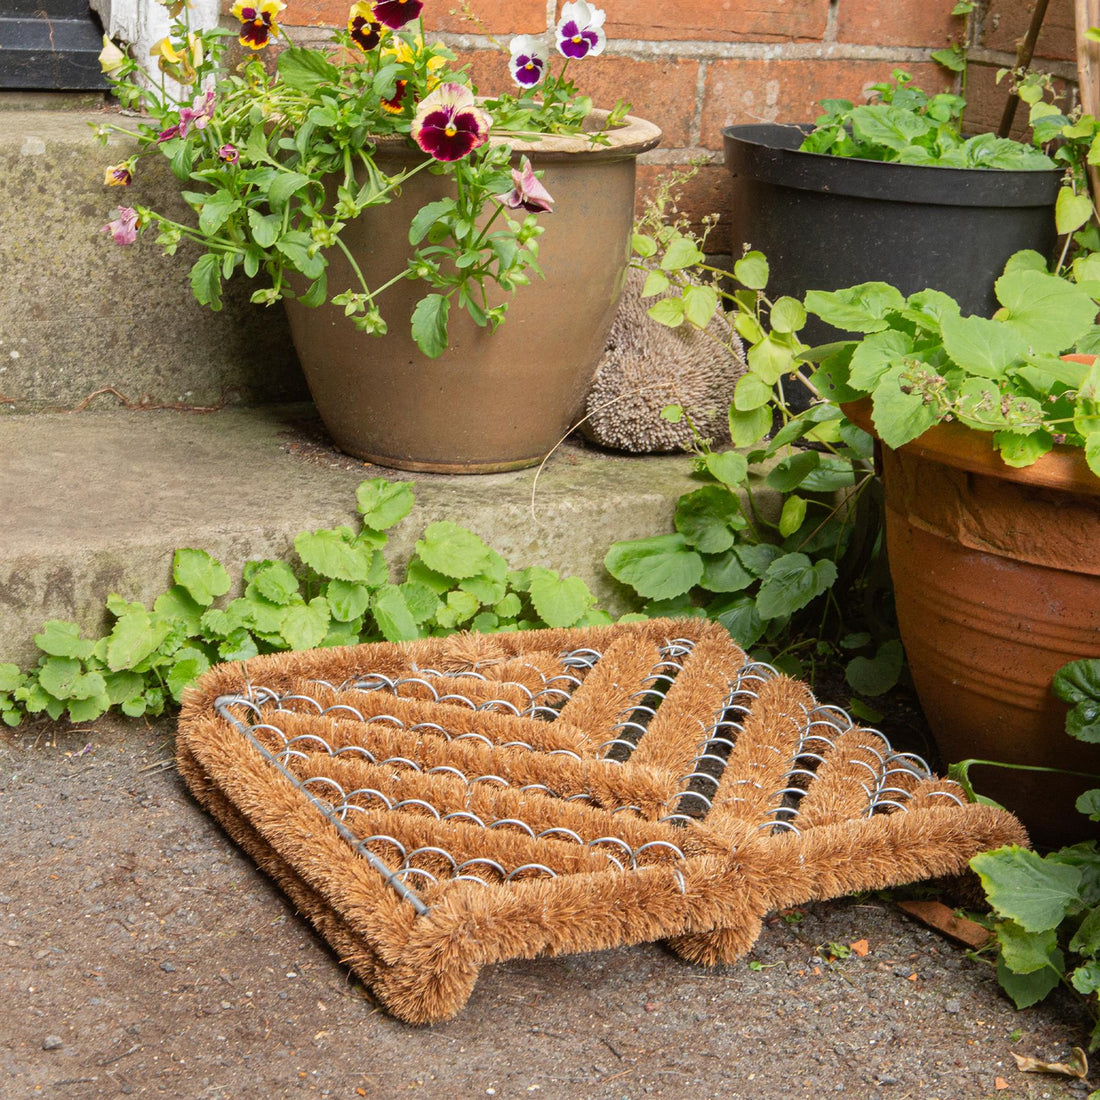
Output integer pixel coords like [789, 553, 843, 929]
[798, 68, 1055, 171]
[964, 659, 1100, 1050]
[0, 478, 610, 726]
[803, 250, 1100, 475]
[603, 185, 901, 705]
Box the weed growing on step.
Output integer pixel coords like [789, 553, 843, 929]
[0, 478, 612, 726]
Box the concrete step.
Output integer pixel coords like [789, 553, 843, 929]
[1, 403, 704, 667]
[0, 109, 305, 411]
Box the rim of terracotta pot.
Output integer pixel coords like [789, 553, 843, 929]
[370, 108, 662, 163]
[841, 395, 1100, 498]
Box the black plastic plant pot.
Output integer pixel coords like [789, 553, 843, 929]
[722, 123, 1063, 346]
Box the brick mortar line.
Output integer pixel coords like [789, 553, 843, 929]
[435, 32, 944, 62]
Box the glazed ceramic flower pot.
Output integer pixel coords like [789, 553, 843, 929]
[283, 111, 661, 473]
[844, 398, 1100, 845]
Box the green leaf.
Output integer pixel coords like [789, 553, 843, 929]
[804, 283, 905, 334]
[708, 595, 766, 648]
[325, 579, 371, 622]
[1077, 789, 1100, 822]
[189, 254, 223, 310]
[845, 639, 904, 696]
[682, 283, 719, 328]
[847, 329, 915, 391]
[632, 233, 657, 258]
[166, 645, 211, 701]
[411, 293, 450, 358]
[372, 584, 420, 642]
[733, 372, 774, 411]
[995, 269, 1098, 353]
[247, 209, 281, 248]
[971, 846, 1082, 931]
[699, 551, 755, 593]
[105, 609, 171, 672]
[198, 191, 241, 237]
[38, 657, 84, 701]
[733, 251, 769, 290]
[251, 560, 300, 605]
[528, 572, 595, 628]
[295, 528, 372, 581]
[174, 548, 230, 607]
[1057, 187, 1096, 235]
[704, 450, 749, 487]
[277, 46, 340, 91]
[849, 103, 932, 152]
[280, 597, 330, 650]
[1069, 904, 1100, 955]
[415, 522, 497, 579]
[641, 270, 670, 297]
[153, 586, 205, 633]
[604, 533, 704, 601]
[870, 365, 939, 448]
[778, 494, 807, 538]
[1053, 658, 1100, 706]
[770, 296, 806, 334]
[660, 235, 704, 271]
[647, 297, 685, 327]
[728, 405, 772, 448]
[1071, 960, 1100, 995]
[755, 553, 838, 620]
[0, 663, 24, 693]
[940, 313, 1028, 379]
[409, 199, 456, 245]
[766, 450, 820, 492]
[267, 171, 312, 209]
[34, 620, 95, 660]
[675, 486, 745, 553]
[747, 334, 795, 384]
[996, 950, 1063, 1009]
[356, 478, 414, 531]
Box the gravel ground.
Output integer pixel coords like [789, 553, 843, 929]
[1, 716, 1094, 1100]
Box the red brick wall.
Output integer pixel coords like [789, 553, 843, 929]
[275, 0, 1081, 253]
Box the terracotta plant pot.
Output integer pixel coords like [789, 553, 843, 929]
[844, 397, 1100, 845]
[283, 111, 661, 473]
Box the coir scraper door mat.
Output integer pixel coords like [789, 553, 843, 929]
[177, 619, 1025, 1024]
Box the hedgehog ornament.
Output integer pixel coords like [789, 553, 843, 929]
[580, 268, 746, 453]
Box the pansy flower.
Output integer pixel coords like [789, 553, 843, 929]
[555, 1, 605, 59]
[231, 0, 285, 50]
[410, 83, 491, 162]
[150, 32, 203, 82]
[218, 143, 240, 164]
[102, 206, 139, 246]
[178, 89, 216, 136]
[103, 162, 133, 186]
[98, 36, 127, 75]
[371, 0, 422, 30]
[347, 2, 382, 51]
[495, 157, 554, 213]
[508, 35, 548, 89]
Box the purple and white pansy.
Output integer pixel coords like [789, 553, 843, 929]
[555, 1, 605, 59]
[508, 34, 549, 88]
[410, 83, 492, 162]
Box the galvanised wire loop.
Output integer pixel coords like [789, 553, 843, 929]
[334, 745, 377, 762]
[274, 693, 325, 713]
[288, 733, 335, 754]
[442, 810, 487, 828]
[537, 827, 584, 845]
[319, 703, 367, 721]
[362, 835, 408, 860]
[407, 846, 458, 871]
[505, 864, 558, 882]
[379, 756, 422, 772]
[589, 836, 636, 869]
[453, 732, 495, 748]
[392, 799, 443, 818]
[927, 789, 966, 807]
[455, 857, 507, 879]
[635, 840, 686, 862]
[489, 818, 537, 837]
[393, 867, 439, 886]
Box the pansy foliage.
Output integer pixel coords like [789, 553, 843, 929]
[94, 1, 627, 357]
